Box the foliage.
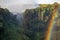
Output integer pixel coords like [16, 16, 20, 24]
[0, 4, 54, 40]
[24, 5, 53, 40]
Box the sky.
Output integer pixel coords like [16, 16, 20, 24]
[0, 0, 60, 13]
[37, 0, 60, 4]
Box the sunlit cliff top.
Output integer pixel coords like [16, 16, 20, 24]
[39, 2, 59, 7]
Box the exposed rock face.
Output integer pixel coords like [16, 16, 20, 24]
[51, 9, 60, 40]
[23, 2, 60, 40]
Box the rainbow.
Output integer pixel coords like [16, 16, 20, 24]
[44, 8, 58, 40]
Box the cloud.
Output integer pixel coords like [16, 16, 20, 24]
[6, 4, 38, 13]
[37, 0, 60, 4]
[0, 0, 60, 13]
[0, 0, 38, 13]
[0, 0, 37, 5]
[56, 0, 60, 3]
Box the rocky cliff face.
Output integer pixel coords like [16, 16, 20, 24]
[51, 7, 60, 40]
[23, 3, 60, 40]
[23, 4, 54, 40]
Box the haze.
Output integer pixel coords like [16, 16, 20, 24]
[0, 0, 60, 13]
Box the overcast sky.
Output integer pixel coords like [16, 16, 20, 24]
[0, 0, 60, 13]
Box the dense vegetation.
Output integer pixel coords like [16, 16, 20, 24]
[23, 5, 54, 40]
[0, 4, 57, 40]
[0, 8, 22, 40]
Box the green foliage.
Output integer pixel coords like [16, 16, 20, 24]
[0, 5, 54, 40]
[0, 8, 24, 40]
[24, 5, 53, 40]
